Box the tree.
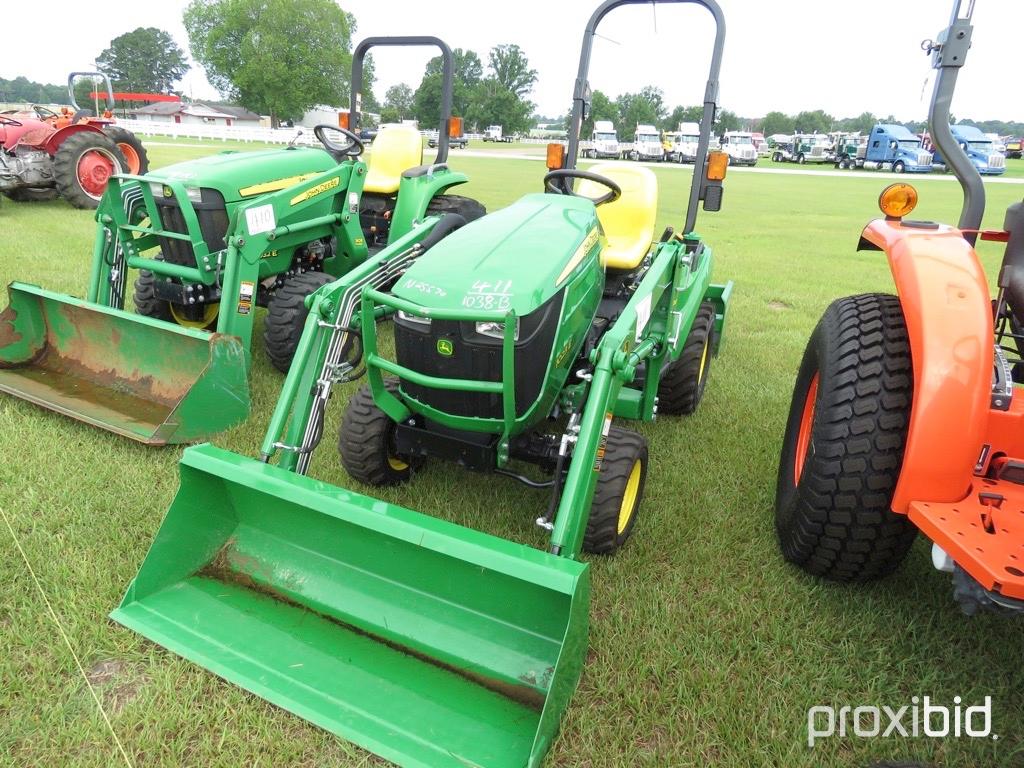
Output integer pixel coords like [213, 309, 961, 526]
[184, 0, 362, 126]
[614, 86, 666, 136]
[384, 83, 413, 120]
[760, 110, 794, 136]
[715, 109, 741, 133]
[413, 48, 483, 125]
[96, 27, 189, 94]
[488, 44, 537, 98]
[465, 78, 532, 134]
[793, 109, 834, 134]
[579, 89, 616, 136]
[663, 105, 703, 131]
[836, 111, 876, 134]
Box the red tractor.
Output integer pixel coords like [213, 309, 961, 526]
[0, 72, 148, 208]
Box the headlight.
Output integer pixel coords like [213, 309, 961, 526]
[397, 310, 430, 326]
[149, 182, 203, 203]
[476, 319, 519, 341]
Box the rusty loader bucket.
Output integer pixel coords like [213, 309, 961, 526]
[112, 444, 590, 768]
[0, 283, 249, 444]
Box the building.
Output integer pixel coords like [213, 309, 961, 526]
[130, 102, 262, 126]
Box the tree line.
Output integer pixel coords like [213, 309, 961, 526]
[4, 0, 1023, 137]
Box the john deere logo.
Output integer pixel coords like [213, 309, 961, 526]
[162, 185, 173, 198]
[437, 339, 454, 357]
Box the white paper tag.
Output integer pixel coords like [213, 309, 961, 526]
[245, 204, 276, 235]
[635, 294, 652, 342]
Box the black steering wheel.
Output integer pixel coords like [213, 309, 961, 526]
[314, 124, 364, 160]
[0, 115, 22, 127]
[33, 105, 58, 120]
[544, 169, 621, 206]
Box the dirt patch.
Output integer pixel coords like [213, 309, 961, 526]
[86, 659, 149, 715]
[767, 300, 793, 311]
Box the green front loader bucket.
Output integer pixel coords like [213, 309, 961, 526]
[0, 283, 249, 444]
[112, 444, 590, 768]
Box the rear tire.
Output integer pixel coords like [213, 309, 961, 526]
[775, 293, 917, 582]
[424, 193, 486, 223]
[103, 126, 149, 175]
[583, 427, 648, 554]
[339, 378, 420, 486]
[657, 302, 716, 415]
[264, 271, 335, 373]
[53, 131, 126, 209]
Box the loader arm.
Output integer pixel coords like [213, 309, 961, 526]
[259, 215, 454, 472]
[551, 237, 732, 558]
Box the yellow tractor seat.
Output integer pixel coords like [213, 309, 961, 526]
[577, 163, 658, 271]
[363, 125, 424, 194]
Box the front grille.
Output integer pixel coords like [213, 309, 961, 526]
[393, 291, 563, 421]
[155, 188, 228, 266]
[991, 154, 1006, 169]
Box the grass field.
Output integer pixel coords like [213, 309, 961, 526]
[2, 141, 1024, 768]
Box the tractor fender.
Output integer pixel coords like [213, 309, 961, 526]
[858, 218, 992, 512]
[43, 123, 106, 156]
[388, 168, 469, 240]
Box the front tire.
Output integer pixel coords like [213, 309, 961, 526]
[657, 302, 715, 415]
[583, 427, 648, 554]
[775, 293, 917, 582]
[339, 378, 420, 486]
[893, 161, 905, 173]
[264, 271, 335, 373]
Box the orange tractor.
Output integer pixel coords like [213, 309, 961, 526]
[775, 1, 1024, 615]
[0, 72, 147, 207]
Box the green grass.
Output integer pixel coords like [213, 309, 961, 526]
[2, 138, 1024, 767]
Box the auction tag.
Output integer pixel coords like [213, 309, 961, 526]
[635, 294, 652, 342]
[245, 204, 276, 235]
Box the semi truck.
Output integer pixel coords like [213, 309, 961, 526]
[481, 125, 514, 142]
[667, 121, 701, 163]
[854, 124, 932, 172]
[580, 119, 620, 158]
[931, 123, 1006, 175]
[625, 123, 664, 161]
[771, 134, 830, 164]
[828, 132, 864, 168]
[720, 130, 758, 166]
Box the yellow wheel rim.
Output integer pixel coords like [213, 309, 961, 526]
[170, 302, 220, 329]
[697, 337, 710, 381]
[616, 460, 643, 534]
[387, 455, 409, 471]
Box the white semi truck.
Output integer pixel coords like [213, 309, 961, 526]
[624, 123, 664, 161]
[580, 120, 620, 159]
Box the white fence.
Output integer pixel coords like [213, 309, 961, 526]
[115, 118, 321, 146]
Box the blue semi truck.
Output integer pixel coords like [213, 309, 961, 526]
[853, 124, 933, 173]
[931, 123, 1007, 175]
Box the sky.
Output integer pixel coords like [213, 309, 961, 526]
[2, 0, 1021, 124]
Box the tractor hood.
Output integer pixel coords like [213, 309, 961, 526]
[149, 147, 337, 203]
[394, 193, 601, 316]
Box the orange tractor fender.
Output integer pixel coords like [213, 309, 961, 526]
[42, 122, 106, 156]
[858, 218, 992, 513]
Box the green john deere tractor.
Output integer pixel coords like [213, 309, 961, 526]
[0, 36, 482, 444]
[111, 2, 732, 766]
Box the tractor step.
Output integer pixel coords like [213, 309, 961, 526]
[112, 444, 590, 767]
[909, 476, 1024, 600]
[0, 283, 249, 443]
